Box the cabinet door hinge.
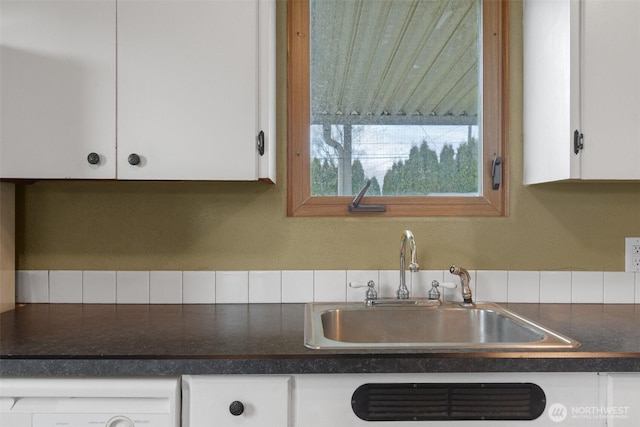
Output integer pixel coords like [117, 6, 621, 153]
[573, 129, 584, 154]
[257, 131, 265, 156]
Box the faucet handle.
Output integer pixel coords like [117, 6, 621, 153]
[349, 280, 378, 301]
[428, 280, 441, 301]
[439, 282, 457, 290]
[428, 281, 457, 303]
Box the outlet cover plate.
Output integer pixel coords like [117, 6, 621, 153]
[625, 237, 640, 272]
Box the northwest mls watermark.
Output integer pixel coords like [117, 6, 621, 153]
[548, 403, 630, 423]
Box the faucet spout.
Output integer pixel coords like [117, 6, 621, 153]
[449, 265, 474, 307]
[398, 230, 419, 299]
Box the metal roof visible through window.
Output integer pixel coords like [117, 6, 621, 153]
[310, 0, 480, 127]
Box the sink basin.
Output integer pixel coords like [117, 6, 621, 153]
[304, 302, 580, 350]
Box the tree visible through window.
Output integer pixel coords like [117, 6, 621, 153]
[288, 0, 508, 216]
[311, 126, 480, 197]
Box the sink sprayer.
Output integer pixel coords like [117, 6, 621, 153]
[449, 265, 475, 307]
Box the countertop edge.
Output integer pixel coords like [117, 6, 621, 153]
[3, 355, 640, 376]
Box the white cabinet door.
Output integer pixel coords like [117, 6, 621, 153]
[0, 0, 116, 179]
[182, 375, 291, 426]
[581, 0, 640, 180]
[523, 0, 580, 185]
[523, 0, 640, 184]
[117, 0, 273, 181]
[601, 373, 640, 426]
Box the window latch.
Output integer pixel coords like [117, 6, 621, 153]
[491, 155, 503, 190]
[349, 179, 386, 213]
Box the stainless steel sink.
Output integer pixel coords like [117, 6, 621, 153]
[304, 302, 580, 350]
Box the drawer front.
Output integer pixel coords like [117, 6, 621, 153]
[182, 375, 291, 426]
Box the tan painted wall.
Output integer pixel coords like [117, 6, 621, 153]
[14, 1, 640, 272]
[1, 183, 16, 312]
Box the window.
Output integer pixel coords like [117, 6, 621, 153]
[288, 0, 508, 216]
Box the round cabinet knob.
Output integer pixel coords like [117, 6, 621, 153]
[106, 416, 134, 427]
[229, 400, 245, 416]
[128, 153, 141, 166]
[87, 152, 100, 165]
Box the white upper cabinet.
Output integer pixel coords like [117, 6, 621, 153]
[117, 0, 275, 181]
[523, 0, 640, 184]
[0, 0, 117, 179]
[0, 0, 275, 182]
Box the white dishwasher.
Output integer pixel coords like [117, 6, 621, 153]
[0, 377, 180, 427]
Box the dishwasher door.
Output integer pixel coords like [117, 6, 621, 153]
[0, 377, 180, 427]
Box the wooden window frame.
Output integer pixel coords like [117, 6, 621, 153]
[287, 0, 509, 217]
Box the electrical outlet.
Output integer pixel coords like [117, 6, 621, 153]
[625, 237, 640, 272]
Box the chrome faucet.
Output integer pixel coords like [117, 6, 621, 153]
[449, 265, 474, 307]
[397, 230, 419, 299]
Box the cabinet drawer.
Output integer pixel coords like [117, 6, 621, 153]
[182, 375, 291, 426]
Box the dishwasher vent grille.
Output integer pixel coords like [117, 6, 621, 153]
[351, 382, 546, 421]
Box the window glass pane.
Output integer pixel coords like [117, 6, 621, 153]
[309, 0, 481, 197]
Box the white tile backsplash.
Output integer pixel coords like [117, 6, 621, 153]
[540, 271, 572, 303]
[281, 270, 313, 303]
[604, 272, 635, 304]
[313, 270, 346, 302]
[83, 271, 116, 304]
[150, 271, 182, 304]
[116, 271, 149, 304]
[16, 270, 49, 303]
[378, 270, 399, 299]
[183, 271, 215, 304]
[13, 269, 640, 305]
[249, 271, 281, 303]
[49, 270, 83, 303]
[475, 270, 507, 302]
[507, 271, 540, 303]
[571, 271, 604, 303]
[216, 271, 248, 303]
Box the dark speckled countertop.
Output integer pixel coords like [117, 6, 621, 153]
[1, 303, 640, 376]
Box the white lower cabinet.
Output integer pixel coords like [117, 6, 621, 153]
[599, 373, 640, 427]
[181, 375, 291, 426]
[183, 373, 606, 426]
